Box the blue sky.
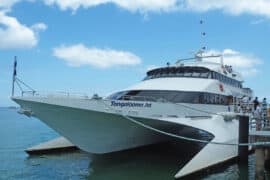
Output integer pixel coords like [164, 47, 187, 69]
[0, 0, 270, 106]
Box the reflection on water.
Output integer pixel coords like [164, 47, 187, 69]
[26, 152, 90, 179]
[22, 145, 256, 180]
[89, 142, 200, 180]
[0, 108, 257, 179]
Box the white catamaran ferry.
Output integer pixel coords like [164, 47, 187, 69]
[12, 51, 253, 178]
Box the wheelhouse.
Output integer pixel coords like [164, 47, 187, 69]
[144, 66, 242, 88]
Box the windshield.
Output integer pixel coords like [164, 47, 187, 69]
[107, 90, 230, 105]
[144, 66, 211, 80]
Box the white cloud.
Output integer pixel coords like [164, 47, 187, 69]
[0, 11, 47, 49]
[184, 0, 270, 18]
[203, 49, 262, 77]
[0, 0, 36, 10]
[42, 0, 270, 19]
[0, 0, 21, 10]
[250, 18, 266, 25]
[53, 44, 142, 68]
[2, 0, 270, 20]
[43, 0, 179, 13]
[31, 23, 47, 31]
[0, 0, 47, 49]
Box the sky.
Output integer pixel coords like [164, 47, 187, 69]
[0, 0, 270, 106]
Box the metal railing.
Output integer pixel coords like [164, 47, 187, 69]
[13, 77, 90, 99]
[21, 90, 90, 99]
[250, 117, 270, 130]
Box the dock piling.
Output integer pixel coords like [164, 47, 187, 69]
[238, 115, 249, 162]
[256, 148, 265, 180]
[265, 148, 270, 170]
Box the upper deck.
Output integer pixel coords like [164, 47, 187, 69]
[119, 53, 253, 98]
[144, 60, 243, 89]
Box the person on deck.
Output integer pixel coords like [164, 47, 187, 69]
[241, 95, 249, 113]
[253, 97, 259, 111]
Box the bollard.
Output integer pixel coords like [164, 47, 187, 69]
[238, 115, 249, 162]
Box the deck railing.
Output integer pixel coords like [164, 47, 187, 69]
[21, 90, 90, 99]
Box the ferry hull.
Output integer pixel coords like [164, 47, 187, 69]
[12, 97, 174, 154]
[12, 96, 240, 178]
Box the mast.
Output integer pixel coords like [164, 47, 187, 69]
[12, 56, 17, 96]
[200, 19, 206, 52]
[194, 19, 207, 62]
[176, 19, 223, 64]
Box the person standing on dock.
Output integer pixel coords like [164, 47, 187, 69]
[262, 98, 268, 126]
[248, 97, 253, 113]
[254, 104, 262, 130]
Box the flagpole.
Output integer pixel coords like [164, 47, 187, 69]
[12, 56, 17, 97]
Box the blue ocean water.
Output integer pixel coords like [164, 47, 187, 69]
[0, 107, 255, 180]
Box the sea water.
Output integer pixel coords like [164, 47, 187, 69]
[0, 107, 256, 180]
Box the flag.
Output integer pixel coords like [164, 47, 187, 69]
[13, 57, 17, 76]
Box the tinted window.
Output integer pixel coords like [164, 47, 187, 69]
[145, 66, 242, 88]
[145, 66, 211, 80]
[108, 90, 230, 105]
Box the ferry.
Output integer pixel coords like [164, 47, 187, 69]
[11, 50, 253, 178]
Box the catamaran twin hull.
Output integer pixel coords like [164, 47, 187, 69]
[12, 95, 239, 178]
[12, 95, 212, 152]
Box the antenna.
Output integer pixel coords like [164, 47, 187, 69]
[176, 19, 223, 64]
[200, 19, 206, 52]
[12, 56, 17, 96]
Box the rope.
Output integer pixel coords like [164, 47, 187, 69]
[15, 77, 36, 92]
[15, 80, 23, 92]
[100, 100, 270, 147]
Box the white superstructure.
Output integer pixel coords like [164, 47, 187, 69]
[12, 52, 253, 178]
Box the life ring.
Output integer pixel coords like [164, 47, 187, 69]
[219, 84, 224, 92]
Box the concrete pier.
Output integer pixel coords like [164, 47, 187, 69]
[26, 137, 78, 155]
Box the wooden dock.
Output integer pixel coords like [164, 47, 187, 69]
[26, 137, 78, 155]
[250, 123, 270, 180]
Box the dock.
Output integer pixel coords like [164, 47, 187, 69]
[26, 137, 78, 155]
[250, 118, 270, 180]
